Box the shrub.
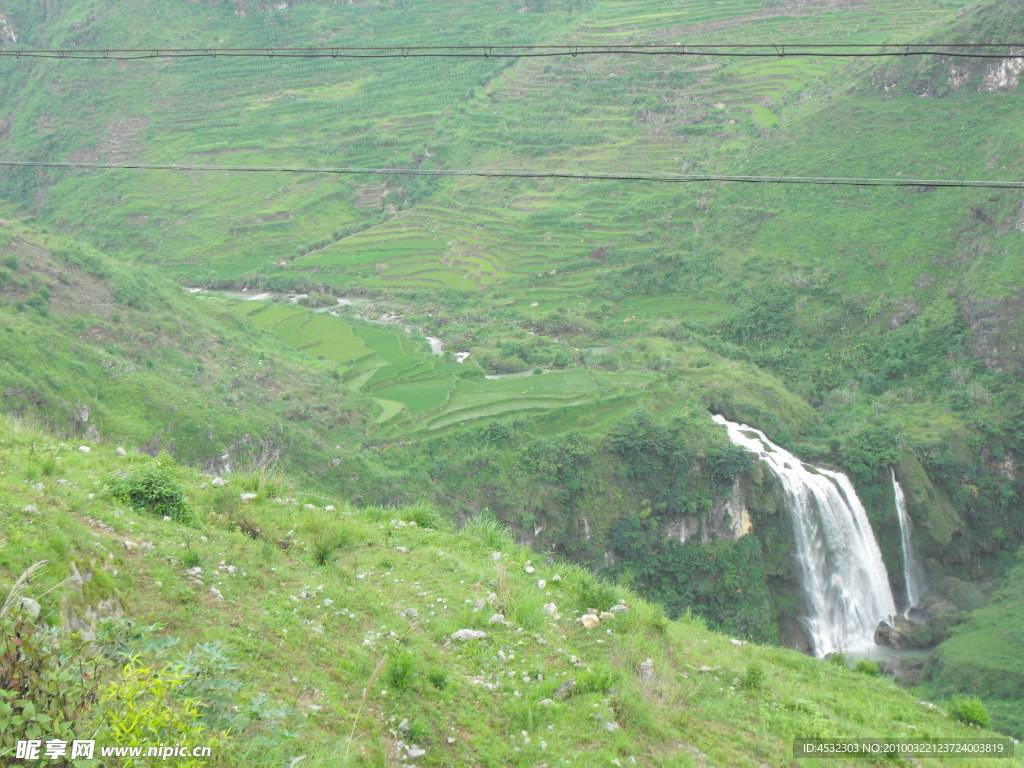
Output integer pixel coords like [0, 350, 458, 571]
[853, 660, 881, 676]
[0, 612, 101, 752]
[947, 695, 991, 728]
[710, 443, 753, 484]
[98, 660, 227, 766]
[741, 662, 765, 689]
[107, 463, 198, 526]
[841, 422, 903, 478]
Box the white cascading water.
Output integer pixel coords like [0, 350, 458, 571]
[712, 415, 896, 657]
[891, 468, 927, 614]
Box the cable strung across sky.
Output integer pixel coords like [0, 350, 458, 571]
[0, 43, 1022, 60]
[1, 160, 1022, 189]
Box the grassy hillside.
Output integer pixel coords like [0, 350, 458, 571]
[1, 414, 1017, 767]
[918, 551, 1024, 739]
[1, 0, 1018, 459]
[0, 0, 1022, 730]
[0, 218, 377, 475]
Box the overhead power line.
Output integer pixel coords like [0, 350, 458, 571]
[0, 43, 1022, 60]
[2, 160, 1022, 189]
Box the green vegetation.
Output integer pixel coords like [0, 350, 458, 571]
[0, 0, 1023, 746]
[0, 416, 1014, 766]
[107, 460, 198, 526]
[919, 551, 1024, 738]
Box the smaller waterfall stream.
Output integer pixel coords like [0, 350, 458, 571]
[891, 469, 927, 614]
[713, 415, 896, 657]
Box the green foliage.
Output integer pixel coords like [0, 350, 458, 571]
[841, 422, 904, 479]
[854, 660, 881, 677]
[0, 415, 1011, 765]
[107, 463, 198, 526]
[611, 532, 778, 643]
[947, 696, 992, 729]
[0, 613, 101, 753]
[386, 651, 417, 691]
[98, 660, 227, 767]
[741, 662, 765, 690]
[709, 443, 753, 484]
[825, 651, 848, 668]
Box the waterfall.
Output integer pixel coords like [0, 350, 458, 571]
[891, 468, 927, 613]
[712, 415, 896, 657]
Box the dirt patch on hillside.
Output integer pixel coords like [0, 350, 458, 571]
[961, 289, 1024, 371]
[68, 115, 149, 165]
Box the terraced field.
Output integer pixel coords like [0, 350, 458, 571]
[0, 0, 977, 305]
[226, 296, 653, 437]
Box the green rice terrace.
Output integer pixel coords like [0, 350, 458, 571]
[223, 296, 654, 437]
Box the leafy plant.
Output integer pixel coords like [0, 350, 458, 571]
[947, 695, 991, 728]
[107, 463, 198, 526]
[0, 614, 102, 757]
[97, 659, 227, 767]
[741, 662, 765, 690]
[853, 660, 881, 677]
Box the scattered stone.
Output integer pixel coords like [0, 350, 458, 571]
[21, 505, 40, 515]
[209, 587, 223, 601]
[580, 614, 600, 630]
[401, 608, 419, 621]
[543, 602, 557, 615]
[472, 597, 486, 612]
[451, 629, 487, 642]
[609, 603, 628, 614]
[599, 611, 614, 620]
[325, 505, 335, 512]
[212, 477, 227, 487]
[551, 574, 561, 582]
[553, 679, 575, 700]
[78, 446, 90, 453]
[116, 447, 127, 457]
[395, 546, 408, 553]
[538, 698, 555, 707]
[487, 613, 506, 625]
[639, 658, 654, 681]
[537, 579, 547, 589]
[729, 638, 746, 646]
[240, 493, 257, 503]
[604, 722, 620, 732]
[491, 552, 502, 561]
[524, 565, 535, 574]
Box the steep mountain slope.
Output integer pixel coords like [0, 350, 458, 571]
[0, 0, 1022, 727]
[0, 415, 1016, 766]
[0, 218, 375, 475]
